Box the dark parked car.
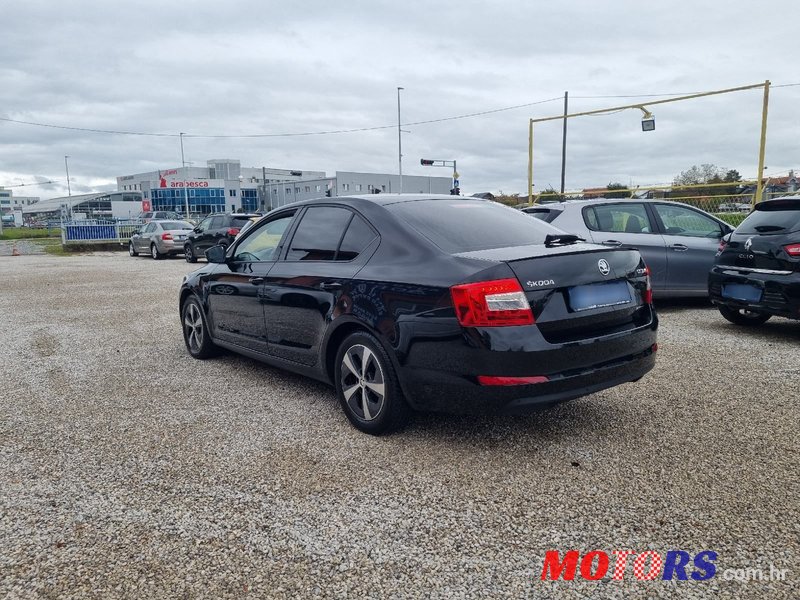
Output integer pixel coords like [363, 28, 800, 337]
[709, 196, 800, 325]
[137, 211, 183, 222]
[184, 213, 262, 262]
[521, 199, 734, 297]
[179, 195, 658, 434]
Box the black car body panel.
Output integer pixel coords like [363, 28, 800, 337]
[709, 196, 800, 320]
[180, 195, 658, 415]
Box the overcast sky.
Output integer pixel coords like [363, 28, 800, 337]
[2, 0, 798, 200]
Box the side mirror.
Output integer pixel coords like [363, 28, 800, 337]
[206, 244, 227, 264]
[193, 227, 202, 233]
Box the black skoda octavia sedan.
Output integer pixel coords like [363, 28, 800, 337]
[179, 195, 658, 434]
[709, 196, 800, 325]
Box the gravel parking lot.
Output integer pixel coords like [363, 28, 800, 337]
[1, 252, 797, 599]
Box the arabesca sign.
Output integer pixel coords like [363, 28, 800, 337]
[541, 550, 717, 581]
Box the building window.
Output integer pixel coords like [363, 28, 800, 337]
[272, 189, 277, 195]
[295, 187, 300, 193]
[315, 185, 321, 192]
[286, 188, 292, 194]
[367, 184, 373, 191]
[342, 183, 350, 191]
[229, 189, 237, 197]
[355, 184, 362, 192]
[305, 186, 311, 193]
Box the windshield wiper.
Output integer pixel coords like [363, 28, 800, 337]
[544, 234, 585, 247]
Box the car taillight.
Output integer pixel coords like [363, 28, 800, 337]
[477, 375, 549, 386]
[784, 243, 800, 257]
[227, 227, 240, 236]
[450, 278, 534, 327]
[161, 232, 173, 240]
[643, 266, 653, 305]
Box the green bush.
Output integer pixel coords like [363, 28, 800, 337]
[0, 227, 62, 240]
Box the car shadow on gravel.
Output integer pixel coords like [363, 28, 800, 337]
[652, 297, 713, 313]
[702, 315, 800, 342]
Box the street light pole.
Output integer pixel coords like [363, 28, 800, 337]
[179, 133, 189, 218]
[64, 155, 72, 196]
[397, 87, 404, 194]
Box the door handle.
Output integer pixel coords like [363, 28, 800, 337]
[319, 281, 343, 291]
[670, 244, 689, 252]
[249, 277, 266, 284]
[601, 240, 622, 247]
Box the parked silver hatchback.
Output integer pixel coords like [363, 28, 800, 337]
[129, 220, 194, 259]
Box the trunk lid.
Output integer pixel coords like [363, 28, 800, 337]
[455, 243, 652, 343]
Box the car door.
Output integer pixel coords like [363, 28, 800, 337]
[190, 217, 212, 252]
[263, 206, 379, 367]
[137, 222, 154, 251]
[582, 203, 668, 291]
[206, 216, 228, 250]
[650, 203, 727, 294]
[206, 211, 298, 353]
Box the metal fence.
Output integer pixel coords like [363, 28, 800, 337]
[61, 220, 140, 245]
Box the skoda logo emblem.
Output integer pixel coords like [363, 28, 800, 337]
[598, 259, 611, 276]
[744, 237, 753, 251]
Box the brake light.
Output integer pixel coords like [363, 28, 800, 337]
[227, 227, 240, 236]
[161, 232, 173, 240]
[450, 278, 534, 327]
[643, 266, 653, 305]
[478, 375, 549, 386]
[784, 243, 800, 257]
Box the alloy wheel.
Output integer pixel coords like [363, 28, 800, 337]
[340, 344, 386, 421]
[184, 303, 204, 353]
[129, 242, 136, 256]
[151, 245, 158, 259]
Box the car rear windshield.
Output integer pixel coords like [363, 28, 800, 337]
[161, 221, 193, 230]
[736, 199, 800, 234]
[232, 216, 257, 227]
[387, 199, 564, 253]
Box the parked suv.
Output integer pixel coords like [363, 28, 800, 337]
[184, 213, 262, 262]
[709, 196, 800, 325]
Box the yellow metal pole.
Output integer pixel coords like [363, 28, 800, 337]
[527, 119, 534, 205]
[754, 80, 770, 204]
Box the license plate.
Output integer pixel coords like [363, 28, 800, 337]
[568, 281, 631, 312]
[175, 235, 185, 240]
[722, 283, 762, 302]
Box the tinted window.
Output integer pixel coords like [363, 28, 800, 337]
[233, 213, 295, 262]
[287, 207, 352, 261]
[337, 214, 377, 261]
[160, 221, 193, 230]
[584, 203, 652, 233]
[232, 216, 256, 228]
[653, 204, 721, 237]
[388, 199, 562, 253]
[736, 199, 800, 234]
[197, 217, 212, 231]
[210, 216, 225, 229]
[522, 208, 559, 223]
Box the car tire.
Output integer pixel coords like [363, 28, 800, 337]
[718, 305, 771, 326]
[129, 241, 138, 257]
[151, 243, 163, 260]
[334, 331, 410, 435]
[181, 296, 218, 359]
[185, 244, 197, 263]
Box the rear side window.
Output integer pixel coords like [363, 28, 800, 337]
[736, 200, 800, 234]
[387, 199, 562, 253]
[583, 203, 652, 234]
[287, 206, 353, 261]
[337, 215, 377, 260]
[232, 216, 256, 228]
[209, 216, 225, 229]
[523, 208, 559, 223]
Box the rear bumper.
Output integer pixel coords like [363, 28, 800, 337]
[396, 314, 658, 414]
[708, 267, 800, 320]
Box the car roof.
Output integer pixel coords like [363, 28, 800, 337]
[282, 193, 477, 209]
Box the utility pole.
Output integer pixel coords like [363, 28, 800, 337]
[180, 133, 189, 218]
[560, 91, 568, 195]
[64, 155, 72, 196]
[397, 87, 404, 193]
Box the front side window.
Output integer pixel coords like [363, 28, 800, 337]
[233, 213, 295, 262]
[653, 204, 721, 237]
[209, 216, 225, 229]
[196, 217, 212, 232]
[584, 203, 652, 234]
[286, 207, 353, 261]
